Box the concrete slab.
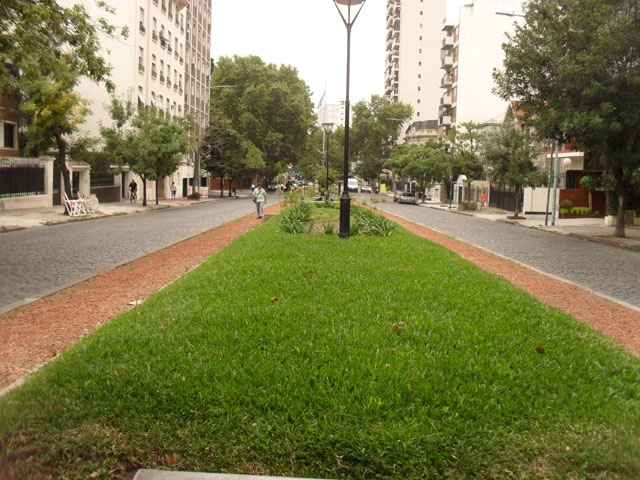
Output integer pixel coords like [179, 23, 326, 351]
[133, 470, 330, 480]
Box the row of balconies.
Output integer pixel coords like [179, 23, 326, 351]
[441, 55, 454, 67]
[442, 34, 454, 50]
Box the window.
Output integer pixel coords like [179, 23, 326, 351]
[1, 122, 17, 149]
[138, 47, 144, 72]
[417, 112, 421, 117]
[419, 36, 422, 41]
[417, 99, 421, 104]
[139, 8, 145, 33]
[418, 86, 421, 91]
[420, 10, 423, 15]
[419, 49, 422, 53]
[418, 61, 422, 66]
[418, 74, 421, 78]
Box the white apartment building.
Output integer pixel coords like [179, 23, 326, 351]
[439, 0, 523, 132]
[66, 0, 210, 200]
[384, 0, 445, 143]
[317, 103, 346, 131]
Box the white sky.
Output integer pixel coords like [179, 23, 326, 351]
[211, 0, 469, 109]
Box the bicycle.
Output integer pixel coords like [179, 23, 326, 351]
[130, 190, 137, 203]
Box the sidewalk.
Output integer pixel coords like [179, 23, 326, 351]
[0, 192, 250, 233]
[426, 202, 640, 251]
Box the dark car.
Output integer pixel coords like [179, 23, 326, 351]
[398, 191, 418, 205]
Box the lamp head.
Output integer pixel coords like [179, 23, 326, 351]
[562, 158, 572, 168]
[335, 0, 365, 4]
[322, 122, 334, 133]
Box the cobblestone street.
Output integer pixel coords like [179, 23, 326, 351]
[0, 198, 258, 312]
[373, 199, 640, 309]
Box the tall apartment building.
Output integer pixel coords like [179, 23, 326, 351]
[384, 0, 445, 143]
[66, 0, 211, 199]
[439, 0, 523, 133]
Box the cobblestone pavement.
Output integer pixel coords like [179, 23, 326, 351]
[0, 197, 258, 312]
[370, 197, 640, 309]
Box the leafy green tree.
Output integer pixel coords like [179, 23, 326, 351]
[401, 141, 450, 200]
[201, 112, 264, 197]
[1, 0, 126, 203]
[350, 95, 412, 186]
[101, 96, 192, 206]
[482, 127, 544, 218]
[210, 55, 315, 182]
[386, 144, 412, 193]
[494, 0, 640, 236]
[448, 122, 485, 201]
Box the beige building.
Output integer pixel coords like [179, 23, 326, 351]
[384, 0, 446, 143]
[65, 0, 211, 200]
[439, 0, 523, 133]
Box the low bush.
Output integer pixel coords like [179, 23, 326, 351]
[352, 206, 396, 237]
[559, 199, 573, 209]
[279, 203, 312, 234]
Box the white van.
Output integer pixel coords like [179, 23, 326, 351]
[347, 178, 359, 192]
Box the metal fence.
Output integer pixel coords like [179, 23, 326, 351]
[0, 159, 45, 198]
[489, 185, 522, 212]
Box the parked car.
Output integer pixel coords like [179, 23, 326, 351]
[267, 183, 278, 191]
[347, 178, 359, 192]
[398, 191, 418, 205]
[361, 183, 372, 193]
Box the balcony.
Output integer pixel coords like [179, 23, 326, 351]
[152, 31, 158, 42]
[173, 83, 178, 92]
[167, 79, 172, 88]
[174, 50, 179, 60]
[439, 115, 452, 126]
[151, 68, 157, 79]
[159, 74, 165, 84]
[440, 94, 452, 106]
[168, 45, 173, 54]
[160, 36, 167, 48]
[139, 21, 146, 34]
[179, 87, 183, 95]
[441, 75, 453, 88]
[441, 35, 453, 49]
[441, 55, 453, 68]
[179, 56, 184, 65]
[138, 63, 145, 73]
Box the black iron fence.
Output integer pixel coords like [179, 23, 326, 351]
[0, 160, 45, 198]
[489, 185, 522, 212]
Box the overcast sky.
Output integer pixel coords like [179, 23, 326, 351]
[211, 0, 469, 109]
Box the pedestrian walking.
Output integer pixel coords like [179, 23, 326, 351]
[170, 182, 177, 199]
[253, 183, 267, 218]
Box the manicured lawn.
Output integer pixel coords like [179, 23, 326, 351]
[1, 210, 639, 479]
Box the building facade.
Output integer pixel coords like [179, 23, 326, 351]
[317, 103, 346, 131]
[384, 0, 445, 143]
[66, 0, 211, 200]
[439, 0, 523, 134]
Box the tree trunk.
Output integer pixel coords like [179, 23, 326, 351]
[155, 178, 159, 205]
[614, 177, 626, 238]
[219, 174, 224, 198]
[228, 176, 233, 197]
[142, 176, 147, 206]
[55, 132, 72, 214]
[588, 190, 593, 212]
[513, 184, 521, 218]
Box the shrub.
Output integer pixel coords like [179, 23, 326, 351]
[458, 201, 477, 211]
[559, 199, 573, 209]
[322, 222, 337, 235]
[559, 208, 570, 214]
[279, 203, 312, 234]
[352, 207, 396, 237]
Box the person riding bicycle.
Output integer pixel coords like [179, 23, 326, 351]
[129, 179, 138, 203]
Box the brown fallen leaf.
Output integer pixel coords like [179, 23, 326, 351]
[166, 453, 179, 465]
[536, 345, 545, 354]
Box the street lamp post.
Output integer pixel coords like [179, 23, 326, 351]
[448, 140, 455, 209]
[322, 122, 334, 202]
[333, 0, 366, 238]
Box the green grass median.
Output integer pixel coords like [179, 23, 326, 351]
[1, 210, 639, 479]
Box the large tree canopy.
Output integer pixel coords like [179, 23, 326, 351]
[210, 55, 315, 182]
[494, 0, 640, 235]
[350, 95, 412, 185]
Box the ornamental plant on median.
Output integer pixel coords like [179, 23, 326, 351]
[0, 217, 639, 479]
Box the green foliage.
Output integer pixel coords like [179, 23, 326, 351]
[1, 220, 639, 478]
[279, 203, 312, 234]
[352, 206, 396, 237]
[458, 201, 477, 212]
[100, 95, 193, 205]
[400, 140, 450, 192]
[494, 0, 640, 234]
[351, 95, 412, 184]
[579, 175, 602, 191]
[559, 199, 573, 209]
[321, 222, 337, 235]
[210, 56, 316, 180]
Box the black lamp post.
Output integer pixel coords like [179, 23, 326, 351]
[333, 0, 366, 238]
[322, 122, 334, 202]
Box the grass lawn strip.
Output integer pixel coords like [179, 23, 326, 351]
[1, 209, 639, 479]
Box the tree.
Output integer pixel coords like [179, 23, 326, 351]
[101, 96, 193, 206]
[201, 112, 264, 197]
[494, 0, 640, 236]
[386, 144, 412, 193]
[449, 122, 485, 202]
[350, 95, 412, 186]
[401, 141, 450, 200]
[210, 55, 315, 182]
[1, 0, 126, 204]
[482, 127, 545, 218]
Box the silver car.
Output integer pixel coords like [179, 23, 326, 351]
[398, 191, 418, 205]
